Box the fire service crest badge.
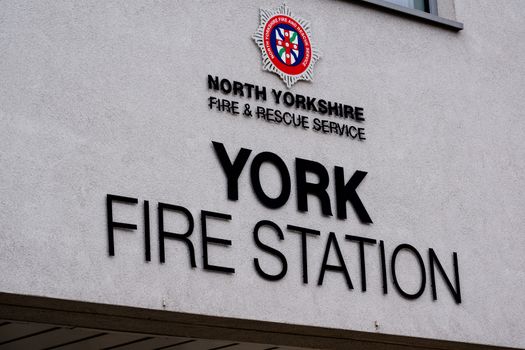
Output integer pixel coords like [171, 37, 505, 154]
[253, 4, 321, 88]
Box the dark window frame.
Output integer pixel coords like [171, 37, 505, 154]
[385, 0, 435, 14]
[428, 0, 439, 15]
[356, 0, 463, 31]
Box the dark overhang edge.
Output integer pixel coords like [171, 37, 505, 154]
[354, 0, 464, 31]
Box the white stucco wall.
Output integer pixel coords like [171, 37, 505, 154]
[1, 0, 525, 348]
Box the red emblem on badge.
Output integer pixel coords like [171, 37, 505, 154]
[254, 4, 321, 88]
[263, 15, 312, 76]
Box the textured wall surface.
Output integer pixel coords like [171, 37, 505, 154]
[1, 0, 525, 348]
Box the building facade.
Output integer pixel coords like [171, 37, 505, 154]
[1, 1, 525, 349]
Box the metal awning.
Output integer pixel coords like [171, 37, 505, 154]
[0, 320, 313, 350]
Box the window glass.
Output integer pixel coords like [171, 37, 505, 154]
[383, 0, 428, 12]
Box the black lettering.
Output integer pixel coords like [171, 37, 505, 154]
[283, 92, 294, 107]
[335, 168, 372, 223]
[272, 89, 282, 104]
[296, 158, 333, 216]
[158, 203, 196, 267]
[380, 240, 388, 294]
[295, 94, 306, 110]
[274, 109, 282, 123]
[306, 96, 318, 112]
[355, 107, 365, 121]
[266, 108, 275, 123]
[358, 127, 366, 141]
[318, 232, 353, 289]
[347, 126, 358, 138]
[301, 115, 309, 129]
[318, 99, 327, 114]
[253, 220, 288, 281]
[329, 121, 337, 134]
[208, 96, 217, 110]
[244, 83, 254, 98]
[231, 101, 239, 115]
[256, 106, 266, 119]
[391, 244, 426, 299]
[212, 141, 252, 201]
[250, 152, 291, 209]
[233, 81, 244, 97]
[255, 85, 267, 101]
[321, 119, 329, 133]
[429, 249, 461, 304]
[345, 235, 377, 292]
[106, 194, 138, 257]
[313, 117, 322, 131]
[207, 75, 219, 90]
[287, 224, 320, 284]
[344, 105, 354, 119]
[220, 78, 232, 94]
[327, 101, 339, 116]
[201, 210, 234, 274]
[144, 200, 151, 262]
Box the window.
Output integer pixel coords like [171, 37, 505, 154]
[383, 0, 429, 12]
[358, 0, 462, 30]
